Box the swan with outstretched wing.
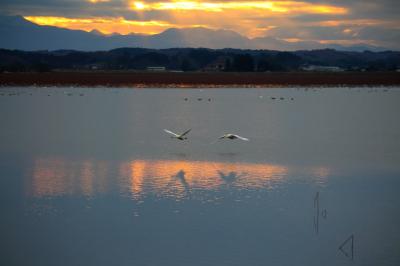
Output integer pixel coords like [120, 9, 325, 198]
[218, 133, 249, 141]
[164, 129, 192, 140]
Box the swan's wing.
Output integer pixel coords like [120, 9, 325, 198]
[180, 128, 192, 137]
[233, 134, 249, 141]
[164, 129, 179, 137]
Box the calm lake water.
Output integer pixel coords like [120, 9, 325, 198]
[0, 86, 399, 266]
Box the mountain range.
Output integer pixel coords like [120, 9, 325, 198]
[0, 15, 387, 52]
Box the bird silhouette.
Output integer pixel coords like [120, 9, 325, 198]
[164, 129, 192, 140]
[218, 133, 249, 141]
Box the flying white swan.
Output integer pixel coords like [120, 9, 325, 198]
[164, 129, 192, 140]
[218, 133, 249, 141]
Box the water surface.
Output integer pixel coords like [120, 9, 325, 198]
[0, 87, 399, 266]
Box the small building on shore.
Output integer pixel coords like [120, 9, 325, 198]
[146, 66, 166, 72]
[83, 63, 104, 70]
[301, 65, 344, 72]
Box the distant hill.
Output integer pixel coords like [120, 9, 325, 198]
[1, 47, 399, 72]
[0, 15, 387, 52]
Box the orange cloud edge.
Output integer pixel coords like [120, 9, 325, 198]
[23, 1, 349, 38]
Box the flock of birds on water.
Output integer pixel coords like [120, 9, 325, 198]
[1, 89, 253, 142]
[0, 86, 392, 98]
[1, 87, 394, 144]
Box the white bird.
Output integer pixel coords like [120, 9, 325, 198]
[218, 133, 249, 141]
[164, 129, 192, 141]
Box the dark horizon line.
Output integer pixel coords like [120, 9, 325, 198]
[1, 47, 399, 54]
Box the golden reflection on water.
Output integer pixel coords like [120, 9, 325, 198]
[29, 157, 328, 199]
[117, 159, 289, 199]
[30, 157, 110, 197]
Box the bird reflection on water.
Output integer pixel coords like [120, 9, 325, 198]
[28, 156, 332, 200]
[174, 170, 191, 194]
[217, 170, 244, 184]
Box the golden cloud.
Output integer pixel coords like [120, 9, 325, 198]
[24, 1, 350, 38]
[87, 0, 111, 3]
[24, 16, 177, 35]
[317, 19, 394, 27]
[130, 1, 348, 14]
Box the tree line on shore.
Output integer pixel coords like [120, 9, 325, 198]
[0, 48, 399, 72]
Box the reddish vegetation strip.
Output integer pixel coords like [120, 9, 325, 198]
[0, 72, 399, 87]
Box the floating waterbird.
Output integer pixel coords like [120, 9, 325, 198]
[164, 129, 192, 140]
[218, 134, 249, 141]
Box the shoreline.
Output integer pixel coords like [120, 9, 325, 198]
[1, 71, 400, 87]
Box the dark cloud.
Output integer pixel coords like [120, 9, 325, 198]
[0, 0, 127, 17]
[300, 0, 400, 19]
[0, 0, 175, 21]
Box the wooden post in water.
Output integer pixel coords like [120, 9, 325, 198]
[313, 192, 320, 234]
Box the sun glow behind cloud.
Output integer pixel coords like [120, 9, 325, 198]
[130, 1, 347, 14]
[2, 0, 399, 49]
[23, 1, 349, 37]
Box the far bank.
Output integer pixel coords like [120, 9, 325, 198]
[1, 71, 399, 87]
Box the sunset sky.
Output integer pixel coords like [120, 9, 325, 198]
[1, 0, 399, 48]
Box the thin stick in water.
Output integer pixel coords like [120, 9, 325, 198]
[339, 234, 354, 260]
